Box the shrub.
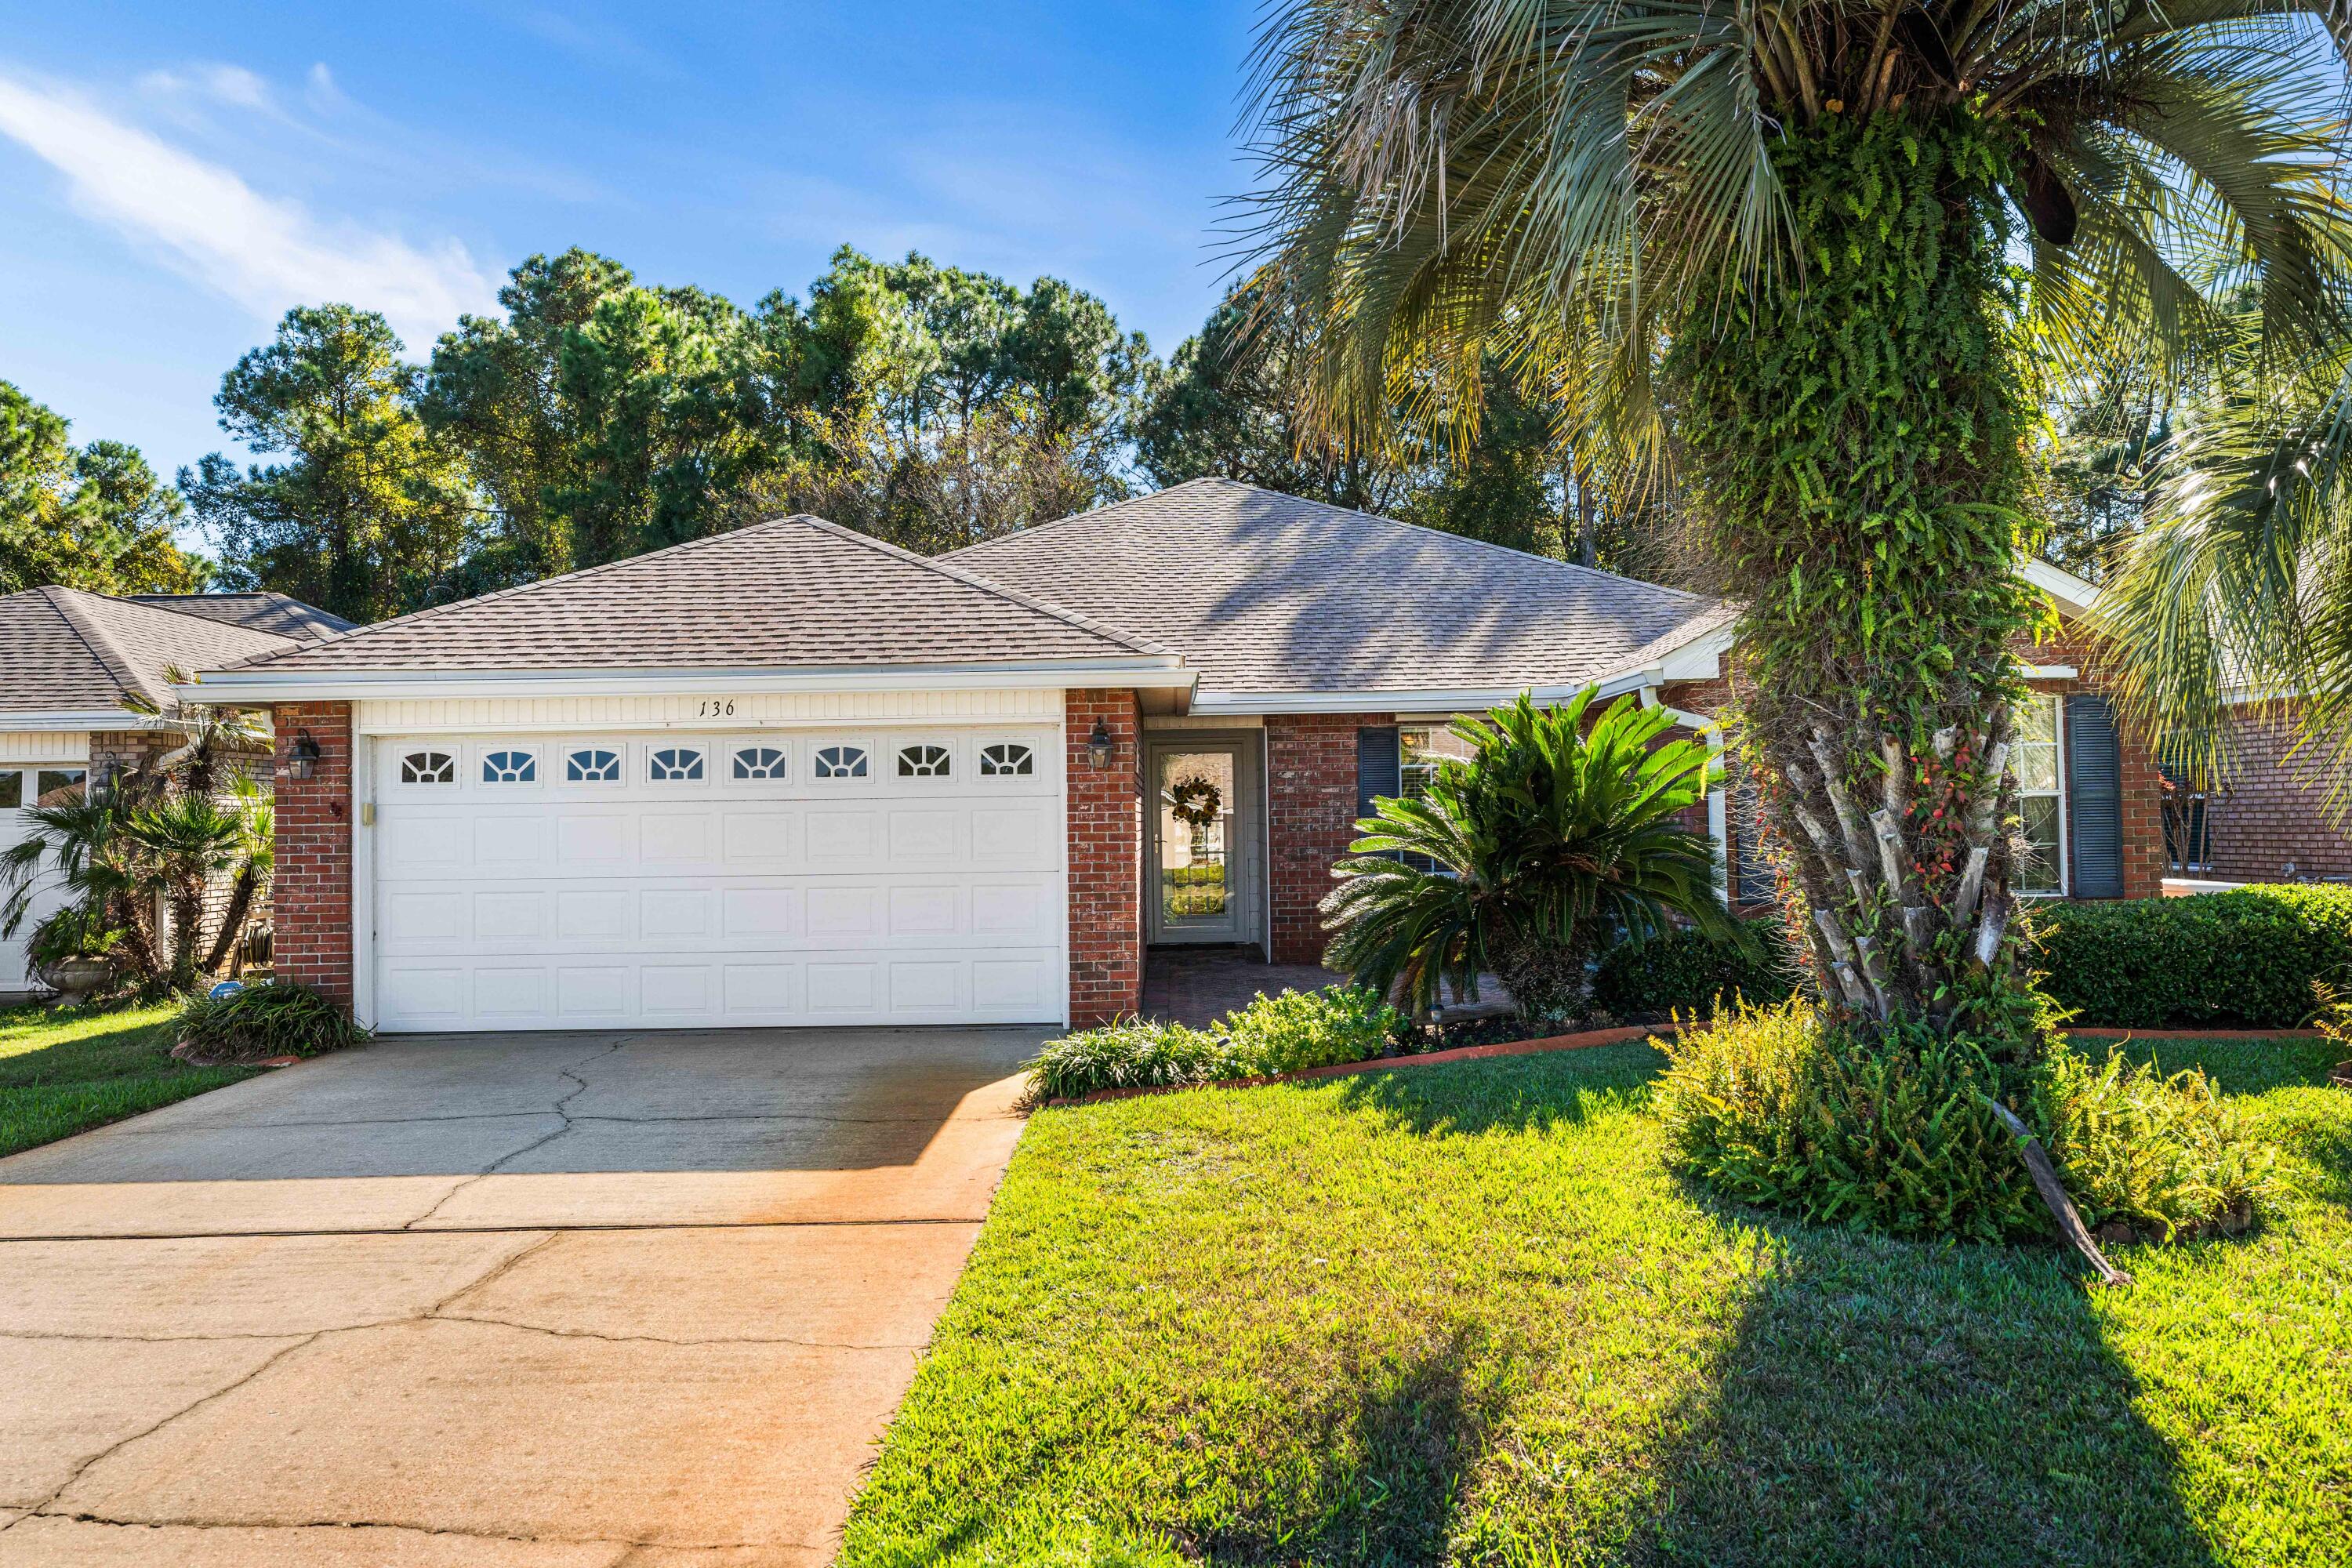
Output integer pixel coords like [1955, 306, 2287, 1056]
[1592, 919, 1796, 1019]
[1220, 986, 1406, 1075]
[1655, 998, 2044, 1240]
[2042, 1047, 2285, 1240]
[172, 982, 369, 1062]
[1658, 997, 2287, 1244]
[1027, 987, 1406, 1100]
[1027, 1019, 1236, 1100]
[2027, 885, 2352, 1029]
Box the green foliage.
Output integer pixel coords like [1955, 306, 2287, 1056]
[2042, 1047, 2285, 1240]
[1218, 985, 1407, 1076]
[26, 904, 122, 969]
[1656, 999, 2048, 1241]
[1592, 918, 1797, 1018]
[0, 379, 207, 596]
[172, 982, 370, 1062]
[1025, 1018, 1238, 1101]
[1027, 986, 1404, 1099]
[1323, 687, 1732, 1021]
[2027, 886, 2352, 1029]
[183, 304, 477, 622]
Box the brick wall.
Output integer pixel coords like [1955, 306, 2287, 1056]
[1066, 690, 1142, 1025]
[1265, 712, 1392, 965]
[2203, 701, 2352, 882]
[270, 702, 354, 1007]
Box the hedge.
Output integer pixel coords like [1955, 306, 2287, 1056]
[2026, 885, 2352, 1030]
[1592, 919, 1797, 1019]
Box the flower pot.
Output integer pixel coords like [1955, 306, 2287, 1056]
[38, 955, 115, 1004]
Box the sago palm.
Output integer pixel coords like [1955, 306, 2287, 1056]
[1322, 688, 1734, 1019]
[1249, 0, 2352, 1048]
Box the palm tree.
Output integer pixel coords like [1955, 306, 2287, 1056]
[1248, 0, 2352, 1051]
[2098, 329, 2352, 812]
[1323, 689, 1735, 1019]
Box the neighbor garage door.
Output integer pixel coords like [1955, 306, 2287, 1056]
[368, 725, 1064, 1031]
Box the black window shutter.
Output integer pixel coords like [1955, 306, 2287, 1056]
[2066, 695, 2125, 898]
[1356, 727, 1400, 822]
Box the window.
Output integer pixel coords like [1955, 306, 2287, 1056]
[815, 745, 867, 779]
[565, 748, 622, 782]
[897, 744, 951, 778]
[0, 773, 19, 809]
[481, 750, 536, 784]
[731, 746, 788, 780]
[1397, 724, 1473, 799]
[401, 750, 456, 785]
[35, 768, 85, 807]
[649, 746, 705, 782]
[978, 742, 1033, 777]
[2013, 695, 2065, 895]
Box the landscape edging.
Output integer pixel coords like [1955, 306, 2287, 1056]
[1045, 1023, 2329, 1108]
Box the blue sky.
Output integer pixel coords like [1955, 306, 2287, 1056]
[0, 2, 1263, 489]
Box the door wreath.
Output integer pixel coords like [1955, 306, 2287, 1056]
[1168, 775, 1223, 830]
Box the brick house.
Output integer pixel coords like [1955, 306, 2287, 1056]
[183, 481, 2175, 1033]
[0, 587, 353, 999]
[2168, 699, 2352, 884]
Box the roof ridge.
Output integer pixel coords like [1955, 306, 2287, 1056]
[786, 514, 1178, 658]
[951, 477, 1708, 604]
[215, 518, 808, 672]
[42, 586, 162, 710]
[102, 590, 307, 641]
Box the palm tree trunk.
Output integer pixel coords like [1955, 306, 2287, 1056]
[1672, 114, 2046, 1053]
[201, 866, 260, 976]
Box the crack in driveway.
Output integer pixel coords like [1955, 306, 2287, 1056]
[401, 1037, 636, 1230]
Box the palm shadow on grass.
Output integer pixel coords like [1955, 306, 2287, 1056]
[1332, 1049, 2226, 1568]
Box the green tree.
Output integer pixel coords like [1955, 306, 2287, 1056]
[183, 306, 477, 623]
[0, 379, 208, 595]
[1247, 0, 2350, 1057]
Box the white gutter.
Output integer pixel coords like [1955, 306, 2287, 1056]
[177, 655, 1196, 706]
[0, 709, 156, 732]
[1187, 667, 1657, 717]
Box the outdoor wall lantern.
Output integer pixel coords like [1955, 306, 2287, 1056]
[288, 732, 321, 781]
[1087, 719, 1115, 770]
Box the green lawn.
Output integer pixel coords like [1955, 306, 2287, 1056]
[842, 1035, 2351, 1566]
[0, 1002, 260, 1159]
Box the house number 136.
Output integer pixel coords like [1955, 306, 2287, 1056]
[698, 699, 735, 717]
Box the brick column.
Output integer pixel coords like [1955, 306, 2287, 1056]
[1066, 689, 1142, 1026]
[270, 702, 355, 1008]
[1265, 712, 1392, 967]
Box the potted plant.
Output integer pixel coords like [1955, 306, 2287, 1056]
[29, 906, 122, 1004]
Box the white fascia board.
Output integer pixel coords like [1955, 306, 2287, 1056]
[1190, 669, 1657, 717]
[175, 657, 1194, 706]
[2023, 558, 2100, 616]
[0, 709, 152, 731]
[2022, 663, 2079, 680]
[1656, 624, 1734, 681]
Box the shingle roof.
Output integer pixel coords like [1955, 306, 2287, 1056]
[946, 478, 1726, 696]
[1, 588, 302, 715]
[127, 592, 356, 643]
[216, 514, 1172, 675]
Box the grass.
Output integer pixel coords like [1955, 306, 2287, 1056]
[0, 1001, 260, 1158]
[841, 1034, 2351, 1566]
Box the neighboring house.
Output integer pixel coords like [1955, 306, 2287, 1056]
[0, 586, 354, 1000]
[184, 479, 2164, 1033]
[2162, 698, 2352, 884]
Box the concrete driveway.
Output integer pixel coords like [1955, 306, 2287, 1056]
[0, 1025, 1044, 1566]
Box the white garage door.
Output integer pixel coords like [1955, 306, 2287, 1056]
[2, 762, 89, 996]
[368, 725, 1064, 1032]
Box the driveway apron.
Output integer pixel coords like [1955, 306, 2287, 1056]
[0, 1026, 1043, 1566]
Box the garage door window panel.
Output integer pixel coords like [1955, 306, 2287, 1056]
[815, 744, 869, 781]
[897, 743, 953, 779]
[480, 748, 538, 785]
[564, 747, 622, 783]
[731, 745, 789, 781]
[401, 750, 456, 786]
[979, 742, 1034, 777]
[648, 746, 706, 783]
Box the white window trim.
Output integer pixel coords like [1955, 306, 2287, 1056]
[2015, 695, 2069, 898]
[811, 741, 872, 783]
[559, 744, 626, 786]
[644, 741, 711, 786]
[725, 742, 792, 784]
[978, 740, 1036, 779]
[476, 743, 543, 788]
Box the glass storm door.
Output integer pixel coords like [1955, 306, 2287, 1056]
[1149, 744, 1243, 942]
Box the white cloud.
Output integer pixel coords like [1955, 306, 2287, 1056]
[0, 71, 496, 350]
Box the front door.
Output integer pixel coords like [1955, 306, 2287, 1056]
[1146, 739, 1252, 945]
